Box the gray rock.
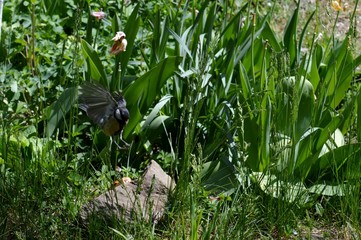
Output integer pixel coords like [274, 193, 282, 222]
[79, 160, 175, 224]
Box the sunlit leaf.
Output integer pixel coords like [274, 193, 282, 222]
[309, 184, 346, 196]
[81, 39, 108, 88]
[123, 56, 182, 138]
[318, 128, 344, 157]
[142, 94, 172, 131]
[251, 172, 310, 204]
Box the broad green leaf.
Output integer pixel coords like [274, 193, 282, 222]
[318, 128, 344, 157]
[339, 91, 360, 134]
[10, 134, 29, 148]
[296, 122, 344, 179]
[168, 27, 193, 60]
[110, 13, 121, 91]
[274, 133, 292, 171]
[294, 127, 321, 171]
[204, 2, 216, 46]
[42, 0, 69, 16]
[278, 76, 314, 140]
[244, 117, 261, 171]
[308, 184, 346, 196]
[123, 56, 182, 138]
[110, 5, 140, 91]
[296, 78, 314, 140]
[10, 81, 18, 92]
[332, 54, 353, 108]
[298, 10, 315, 61]
[224, 56, 234, 95]
[147, 115, 171, 131]
[315, 115, 342, 151]
[235, 17, 269, 63]
[189, 0, 211, 56]
[203, 121, 230, 158]
[251, 172, 310, 204]
[200, 157, 237, 194]
[259, 96, 271, 171]
[309, 143, 361, 180]
[81, 39, 108, 88]
[142, 94, 172, 131]
[118, 5, 140, 86]
[358, 88, 361, 142]
[242, 39, 265, 78]
[149, 12, 170, 66]
[283, 5, 299, 67]
[220, 10, 242, 43]
[238, 62, 251, 109]
[46, 87, 78, 137]
[262, 21, 282, 52]
[321, 40, 356, 109]
[307, 45, 321, 89]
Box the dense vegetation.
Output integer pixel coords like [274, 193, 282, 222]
[1, 0, 360, 238]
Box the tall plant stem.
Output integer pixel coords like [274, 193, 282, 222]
[0, 0, 3, 40]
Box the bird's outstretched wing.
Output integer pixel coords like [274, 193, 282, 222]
[78, 82, 117, 129]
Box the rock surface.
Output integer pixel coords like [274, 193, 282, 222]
[80, 160, 175, 224]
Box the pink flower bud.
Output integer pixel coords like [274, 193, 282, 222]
[91, 10, 106, 20]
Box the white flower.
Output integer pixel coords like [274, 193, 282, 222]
[110, 31, 127, 55]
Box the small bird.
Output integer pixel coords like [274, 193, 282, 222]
[78, 82, 129, 149]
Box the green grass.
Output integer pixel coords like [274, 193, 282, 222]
[1, 0, 361, 239]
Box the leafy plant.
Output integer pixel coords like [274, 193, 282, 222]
[1, 0, 361, 238]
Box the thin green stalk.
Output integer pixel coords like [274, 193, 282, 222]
[0, 0, 3, 40]
[251, 12, 256, 85]
[93, 21, 100, 48]
[323, 10, 340, 61]
[30, 2, 37, 76]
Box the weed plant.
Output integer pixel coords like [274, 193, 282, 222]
[0, 0, 360, 238]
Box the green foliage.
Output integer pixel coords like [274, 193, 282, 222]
[46, 86, 78, 137]
[123, 56, 182, 138]
[1, 0, 361, 238]
[81, 39, 108, 87]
